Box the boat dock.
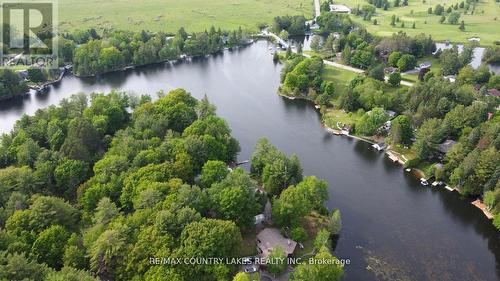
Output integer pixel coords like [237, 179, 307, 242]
[444, 185, 455, 192]
[471, 199, 494, 220]
[30, 67, 66, 94]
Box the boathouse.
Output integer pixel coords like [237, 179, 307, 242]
[372, 142, 387, 151]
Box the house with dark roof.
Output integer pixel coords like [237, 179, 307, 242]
[438, 140, 457, 155]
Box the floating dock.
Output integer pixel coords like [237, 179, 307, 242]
[444, 185, 455, 192]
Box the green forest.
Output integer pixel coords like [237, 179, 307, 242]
[0, 89, 343, 280]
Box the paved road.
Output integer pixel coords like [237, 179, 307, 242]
[263, 31, 414, 87]
[313, 0, 321, 18]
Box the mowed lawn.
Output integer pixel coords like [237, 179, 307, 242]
[337, 0, 500, 45]
[59, 0, 313, 33]
[322, 64, 359, 97]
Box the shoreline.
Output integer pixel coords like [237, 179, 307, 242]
[278, 91, 495, 222]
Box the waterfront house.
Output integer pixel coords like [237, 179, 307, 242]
[256, 228, 297, 259]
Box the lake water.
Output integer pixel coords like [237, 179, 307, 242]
[0, 41, 499, 281]
[435, 42, 500, 74]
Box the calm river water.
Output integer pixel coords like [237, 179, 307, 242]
[0, 41, 499, 281]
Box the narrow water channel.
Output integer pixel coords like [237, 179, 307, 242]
[0, 41, 498, 281]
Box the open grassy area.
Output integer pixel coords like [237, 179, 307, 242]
[322, 64, 359, 98]
[59, 0, 313, 33]
[335, 0, 500, 45]
[401, 55, 442, 82]
[322, 109, 364, 128]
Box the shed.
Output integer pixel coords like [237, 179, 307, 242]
[254, 214, 265, 225]
[386, 110, 396, 119]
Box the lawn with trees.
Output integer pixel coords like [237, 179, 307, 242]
[339, 0, 500, 45]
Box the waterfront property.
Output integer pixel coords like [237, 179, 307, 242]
[372, 142, 387, 151]
[0, 41, 498, 281]
[256, 228, 297, 259]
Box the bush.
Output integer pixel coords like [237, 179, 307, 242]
[368, 64, 385, 81]
[396, 54, 416, 72]
[291, 227, 308, 242]
[404, 157, 421, 168]
[388, 71, 401, 86]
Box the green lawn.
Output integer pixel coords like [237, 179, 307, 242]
[59, 0, 313, 33]
[322, 64, 359, 98]
[334, 0, 500, 45]
[322, 109, 364, 128]
[401, 55, 442, 82]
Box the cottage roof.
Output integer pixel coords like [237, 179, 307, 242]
[257, 228, 296, 259]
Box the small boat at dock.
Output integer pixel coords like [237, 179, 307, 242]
[420, 178, 429, 186]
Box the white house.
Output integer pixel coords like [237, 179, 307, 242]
[329, 4, 351, 13]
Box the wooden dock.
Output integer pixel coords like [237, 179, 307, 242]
[444, 185, 455, 192]
[325, 127, 342, 135]
[388, 153, 399, 162]
[471, 199, 494, 220]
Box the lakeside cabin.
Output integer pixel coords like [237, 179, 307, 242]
[256, 228, 297, 260]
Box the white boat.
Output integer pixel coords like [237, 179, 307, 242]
[432, 181, 443, 187]
[420, 178, 429, 186]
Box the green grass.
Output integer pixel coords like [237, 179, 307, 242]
[336, 0, 500, 45]
[322, 64, 359, 97]
[240, 231, 257, 257]
[59, 0, 313, 33]
[322, 109, 364, 128]
[401, 55, 442, 82]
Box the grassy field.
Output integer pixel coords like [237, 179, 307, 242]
[335, 0, 500, 45]
[322, 64, 359, 97]
[58, 0, 313, 33]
